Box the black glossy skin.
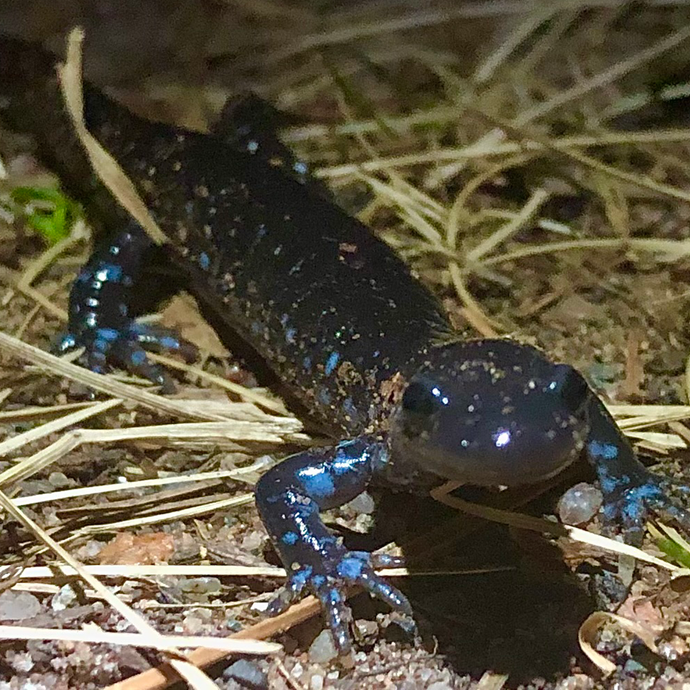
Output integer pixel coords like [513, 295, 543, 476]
[2, 37, 690, 654]
[79, 84, 449, 434]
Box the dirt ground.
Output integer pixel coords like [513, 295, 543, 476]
[4, 2, 690, 688]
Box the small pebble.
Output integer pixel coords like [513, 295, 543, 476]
[0, 591, 42, 620]
[48, 471, 73, 488]
[308, 629, 338, 664]
[347, 492, 376, 515]
[223, 658, 268, 690]
[310, 673, 325, 690]
[51, 584, 77, 611]
[556, 674, 594, 690]
[558, 482, 603, 525]
[241, 531, 264, 552]
[182, 608, 212, 634]
[179, 577, 222, 598]
[9, 651, 34, 673]
[354, 618, 378, 642]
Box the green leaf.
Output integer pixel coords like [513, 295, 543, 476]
[9, 185, 82, 244]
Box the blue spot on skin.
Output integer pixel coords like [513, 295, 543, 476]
[325, 588, 342, 604]
[251, 321, 262, 335]
[299, 467, 335, 499]
[160, 336, 179, 349]
[325, 352, 340, 376]
[311, 574, 326, 586]
[290, 568, 311, 587]
[130, 350, 147, 365]
[285, 327, 297, 344]
[199, 252, 210, 270]
[256, 224, 268, 240]
[58, 334, 76, 351]
[95, 264, 123, 282]
[336, 556, 364, 580]
[588, 441, 618, 460]
[282, 531, 298, 545]
[96, 328, 119, 342]
[599, 474, 620, 495]
[318, 388, 331, 406]
[303, 356, 312, 372]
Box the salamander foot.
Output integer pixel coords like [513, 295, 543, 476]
[267, 549, 413, 654]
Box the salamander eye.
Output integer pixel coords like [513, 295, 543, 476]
[549, 364, 590, 414]
[401, 381, 440, 416]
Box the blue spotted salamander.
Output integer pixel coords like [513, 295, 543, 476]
[1, 36, 689, 653]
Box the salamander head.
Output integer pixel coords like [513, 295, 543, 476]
[390, 339, 591, 486]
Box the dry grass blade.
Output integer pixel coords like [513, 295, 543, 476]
[6, 563, 499, 581]
[579, 611, 659, 676]
[59, 27, 166, 246]
[0, 330, 232, 421]
[74, 492, 255, 533]
[429, 20, 690, 185]
[0, 626, 281, 655]
[472, 5, 557, 85]
[466, 188, 549, 262]
[0, 417, 305, 492]
[66, 419, 306, 445]
[9, 564, 285, 579]
[430, 483, 677, 572]
[318, 128, 690, 179]
[0, 401, 100, 423]
[0, 398, 121, 457]
[147, 353, 287, 415]
[15, 465, 265, 507]
[0, 265, 68, 320]
[17, 234, 81, 290]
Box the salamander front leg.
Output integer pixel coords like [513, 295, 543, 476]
[585, 397, 690, 544]
[56, 220, 197, 392]
[255, 436, 414, 653]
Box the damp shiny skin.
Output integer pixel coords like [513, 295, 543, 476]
[2, 36, 690, 655]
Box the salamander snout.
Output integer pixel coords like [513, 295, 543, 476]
[390, 339, 591, 486]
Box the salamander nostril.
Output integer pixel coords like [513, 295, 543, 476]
[550, 364, 591, 414]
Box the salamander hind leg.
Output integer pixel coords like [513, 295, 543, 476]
[56, 220, 197, 392]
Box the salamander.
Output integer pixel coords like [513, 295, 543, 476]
[1, 36, 689, 653]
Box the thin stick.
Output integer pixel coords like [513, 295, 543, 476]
[0, 626, 280, 655]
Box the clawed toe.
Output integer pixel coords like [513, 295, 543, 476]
[601, 470, 690, 544]
[266, 550, 415, 653]
[54, 321, 197, 392]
